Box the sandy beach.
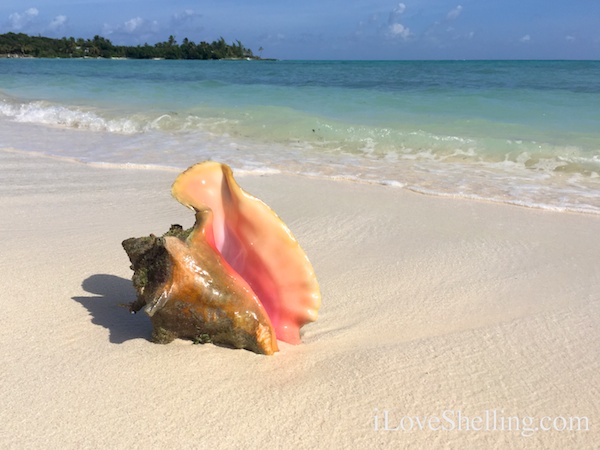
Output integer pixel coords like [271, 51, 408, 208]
[1, 147, 598, 449]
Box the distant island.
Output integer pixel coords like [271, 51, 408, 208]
[0, 32, 268, 60]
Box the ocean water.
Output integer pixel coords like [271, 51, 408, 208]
[1, 59, 599, 213]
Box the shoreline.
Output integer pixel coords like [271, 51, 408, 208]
[1, 148, 598, 448]
[3, 146, 599, 218]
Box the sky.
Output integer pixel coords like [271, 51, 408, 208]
[1, 1, 599, 60]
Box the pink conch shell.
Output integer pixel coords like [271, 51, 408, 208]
[172, 161, 321, 344]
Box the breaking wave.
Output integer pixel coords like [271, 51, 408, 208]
[1, 93, 599, 215]
[0, 98, 161, 134]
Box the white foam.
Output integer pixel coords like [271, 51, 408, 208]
[87, 161, 183, 172]
[380, 180, 406, 188]
[235, 167, 282, 176]
[2, 96, 600, 217]
[0, 100, 141, 134]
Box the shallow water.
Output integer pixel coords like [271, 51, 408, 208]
[1, 59, 599, 213]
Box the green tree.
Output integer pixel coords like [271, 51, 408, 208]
[0, 32, 259, 60]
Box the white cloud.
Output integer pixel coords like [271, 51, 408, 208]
[389, 2, 407, 23]
[520, 34, 531, 43]
[8, 7, 39, 30]
[170, 9, 202, 34]
[420, 4, 466, 45]
[48, 15, 67, 32]
[124, 17, 144, 33]
[172, 9, 200, 24]
[389, 23, 411, 40]
[387, 2, 410, 40]
[565, 35, 575, 42]
[447, 5, 463, 21]
[104, 16, 159, 37]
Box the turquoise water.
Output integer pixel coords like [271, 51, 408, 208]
[1, 59, 599, 213]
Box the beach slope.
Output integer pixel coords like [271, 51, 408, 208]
[1, 148, 598, 449]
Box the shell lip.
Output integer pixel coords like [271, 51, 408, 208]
[171, 161, 322, 346]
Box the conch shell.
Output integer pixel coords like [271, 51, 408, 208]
[122, 162, 321, 355]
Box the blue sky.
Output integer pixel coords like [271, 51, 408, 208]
[1, 1, 599, 59]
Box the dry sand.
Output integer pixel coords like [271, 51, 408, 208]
[1, 148, 598, 449]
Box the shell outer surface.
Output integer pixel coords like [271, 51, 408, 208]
[122, 220, 279, 355]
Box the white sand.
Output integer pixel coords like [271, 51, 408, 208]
[1, 148, 598, 449]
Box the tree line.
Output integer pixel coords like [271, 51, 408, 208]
[0, 32, 258, 60]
